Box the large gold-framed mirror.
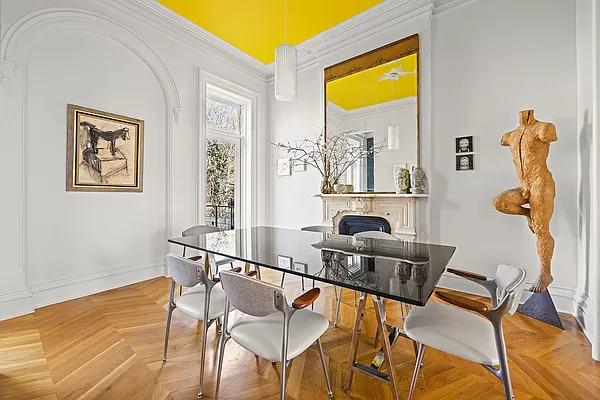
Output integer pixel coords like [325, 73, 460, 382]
[324, 34, 419, 193]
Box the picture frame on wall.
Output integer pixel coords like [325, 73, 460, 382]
[293, 262, 308, 274]
[277, 158, 292, 176]
[293, 160, 307, 172]
[456, 154, 474, 171]
[455, 136, 474, 153]
[277, 255, 293, 269]
[66, 104, 144, 192]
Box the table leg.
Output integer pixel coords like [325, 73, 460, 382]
[343, 292, 367, 394]
[373, 295, 401, 400]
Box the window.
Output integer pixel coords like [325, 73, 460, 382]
[206, 98, 241, 134]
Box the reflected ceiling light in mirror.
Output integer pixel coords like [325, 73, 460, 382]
[275, 0, 297, 102]
[379, 65, 415, 150]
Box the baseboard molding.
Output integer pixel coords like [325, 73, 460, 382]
[573, 287, 599, 360]
[0, 287, 34, 321]
[0, 260, 166, 321]
[437, 273, 575, 314]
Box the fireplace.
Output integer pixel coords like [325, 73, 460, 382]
[338, 215, 392, 236]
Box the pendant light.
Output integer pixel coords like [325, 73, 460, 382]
[387, 81, 401, 150]
[275, 0, 297, 102]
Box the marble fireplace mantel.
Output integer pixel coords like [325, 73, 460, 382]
[316, 193, 429, 241]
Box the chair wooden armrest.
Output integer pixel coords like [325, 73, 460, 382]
[434, 291, 488, 314]
[245, 270, 257, 277]
[447, 268, 488, 281]
[292, 288, 321, 310]
[212, 267, 243, 282]
[188, 255, 203, 262]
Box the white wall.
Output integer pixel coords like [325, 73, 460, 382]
[0, 0, 268, 318]
[267, 0, 579, 311]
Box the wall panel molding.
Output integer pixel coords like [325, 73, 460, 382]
[0, 7, 180, 318]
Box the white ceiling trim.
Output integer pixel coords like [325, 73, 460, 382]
[100, 0, 475, 83]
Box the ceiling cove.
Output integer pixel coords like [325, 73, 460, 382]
[157, 0, 384, 64]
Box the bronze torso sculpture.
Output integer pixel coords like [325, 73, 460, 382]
[492, 110, 557, 293]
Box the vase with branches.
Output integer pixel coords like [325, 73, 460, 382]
[272, 129, 384, 194]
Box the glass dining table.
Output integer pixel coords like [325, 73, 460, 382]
[168, 226, 456, 400]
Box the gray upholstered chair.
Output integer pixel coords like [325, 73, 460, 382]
[333, 230, 399, 327]
[215, 270, 333, 400]
[404, 265, 526, 400]
[162, 254, 255, 399]
[182, 225, 235, 274]
[280, 225, 333, 290]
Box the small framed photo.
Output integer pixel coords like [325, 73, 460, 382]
[456, 154, 474, 171]
[293, 160, 306, 172]
[293, 262, 308, 274]
[277, 255, 293, 269]
[455, 136, 474, 153]
[277, 158, 291, 176]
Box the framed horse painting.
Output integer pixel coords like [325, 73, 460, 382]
[66, 104, 144, 192]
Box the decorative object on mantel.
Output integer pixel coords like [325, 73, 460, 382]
[344, 184, 354, 193]
[394, 167, 411, 194]
[410, 167, 427, 194]
[493, 109, 557, 293]
[334, 182, 346, 194]
[272, 130, 383, 194]
[274, 0, 297, 102]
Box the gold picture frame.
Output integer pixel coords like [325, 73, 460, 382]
[66, 104, 144, 192]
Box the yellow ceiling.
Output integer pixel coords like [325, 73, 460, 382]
[157, 0, 384, 64]
[326, 54, 418, 111]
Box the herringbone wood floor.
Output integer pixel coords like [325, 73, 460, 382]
[1, 268, 598, 400]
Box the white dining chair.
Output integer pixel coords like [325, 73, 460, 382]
[215, 270, 333, 400]
[162, 254, 256, 399]
[404, 265, 526, 400]
[280, 225, 333, 290]
[333, 230, 399, 327]
[182, 225, 236, 274]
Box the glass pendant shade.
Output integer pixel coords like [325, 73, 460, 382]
[387, 125, 401, 150]
[275, 44, 297, 102]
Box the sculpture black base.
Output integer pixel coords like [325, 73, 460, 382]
[517, 290, 564, 330]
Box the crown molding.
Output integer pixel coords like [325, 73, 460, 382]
[100, 0, 271, 82]
[101, 0, 474, 83]
[328, 97, 416, 120]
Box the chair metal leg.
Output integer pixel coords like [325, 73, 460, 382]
[162, 302, 175, 363]
[215, 334, 230, 399]
[163, 279, 177, 363]
[354, 291, 358, 307]
[198, 292, 212, 399]
[334, 288, 343, 327]
[280, 272, 286, 287]
[317, 339, 334, 398]
[256, 266, 262, 280]
[493, 324, 515, 400]
[280, 323, 290, 400]
[408, 343, 427, 400]
[301, 277, 305, 291]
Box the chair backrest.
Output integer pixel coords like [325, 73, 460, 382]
[354, 230, 397, 240]
[493, 264, 526, 316]
[166, 254, 206, 287]
[301, 225, 333, 233]
[182, 225, 221, 237]
[219, 270, 285, 317]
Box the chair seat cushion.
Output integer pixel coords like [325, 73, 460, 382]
[175, 283, 227, 321]
[214, 256, 235, 266]
[404, 301, 499, 366]
[230, 309, 329, 361]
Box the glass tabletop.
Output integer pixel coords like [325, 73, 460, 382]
[168, 226, 456, 306]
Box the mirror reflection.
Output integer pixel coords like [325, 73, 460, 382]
[325, 35, 419, 192]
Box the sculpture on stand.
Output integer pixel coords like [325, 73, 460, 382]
[493, 110, 562, 328]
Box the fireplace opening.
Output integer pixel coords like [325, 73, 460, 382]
[338, 215, 392, 236]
